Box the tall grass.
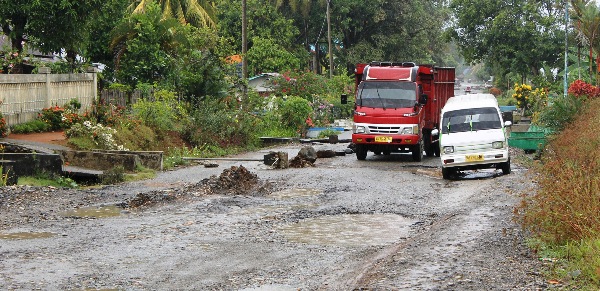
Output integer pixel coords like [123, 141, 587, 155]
[516, 98, 600, 286]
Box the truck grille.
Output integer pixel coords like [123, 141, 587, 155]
[368, 125, 401, 134]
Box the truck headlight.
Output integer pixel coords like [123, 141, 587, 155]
[400, 125, 418, 135]
[354, 125, 366, 134]
[443, 146, 454, 154]
[492, 141, 504, 149]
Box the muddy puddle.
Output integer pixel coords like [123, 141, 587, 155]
[270, 188, 323, 199]
[0, 232, 56, 240]
[61, 205, 127, 218]
[279, 214, 418, 247]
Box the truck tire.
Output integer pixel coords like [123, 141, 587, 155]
[356, 145, 367, 160]
[442, 167, 454, 179]
[433, 141, 440, 157]
[501, 159, 511, 175]
[412, 142, 423, 162]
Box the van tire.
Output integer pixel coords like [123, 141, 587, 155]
[442, 167, 454, 179]
[501, 159, 511, 175]
[356, 145, 367, 160]
[412, 142, 423, 162]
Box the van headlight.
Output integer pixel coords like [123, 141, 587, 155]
[443, 146, 454, 154]
[492, 141, 504, 149]
[354, 125, 366, 134]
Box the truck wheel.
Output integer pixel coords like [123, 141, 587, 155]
[383, 150, 391, 155]
[412, 142, 423, 162]
[373, 151, 381, 155]
[356, 145, 367, 160]
[501, 159, 511, 175]
[442, 167, 454, 179]
[433, 141, 440, 157]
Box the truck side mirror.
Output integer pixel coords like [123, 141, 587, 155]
[341, 94, 348, 104]
[419, 94, 428, 105]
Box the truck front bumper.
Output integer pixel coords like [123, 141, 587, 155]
[352, 134, 419, 145]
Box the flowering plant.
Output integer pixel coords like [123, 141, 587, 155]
[66, 121, 128, 150]
[512, 83, 547, 116]
[1, 41, 31, 74]
[568, 80, 600, 99]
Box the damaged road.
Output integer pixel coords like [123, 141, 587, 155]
[0, 142, 547, 290]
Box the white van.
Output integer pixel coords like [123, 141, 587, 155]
[438, 94, 511, 179]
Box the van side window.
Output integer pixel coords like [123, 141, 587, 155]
[442, 107, 502, 134]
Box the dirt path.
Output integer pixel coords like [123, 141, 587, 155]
[0, 142, 547, 290]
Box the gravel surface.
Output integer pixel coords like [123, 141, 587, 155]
[0, 141, 548, 290]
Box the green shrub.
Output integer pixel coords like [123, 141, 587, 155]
[0, 112, 7, 137]
[277, 96, 313, 134]
[65, 121, 128, 150]
[534, 94, 584, 131]
[39, 106, 64, 130]
[131, 89, 187, 133]
[11, 120, 51, 133]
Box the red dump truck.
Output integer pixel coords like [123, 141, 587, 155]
[341, 62, 455, 161]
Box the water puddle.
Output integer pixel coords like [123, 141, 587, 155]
[270, 188, 323, 199]
[0, 232, 56, 240]
[61, 205, 126, 218]
[279, 214, 417, 247]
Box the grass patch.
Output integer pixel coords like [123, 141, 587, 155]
[124, 166, 157, 182]
[18, 174, 78, 188]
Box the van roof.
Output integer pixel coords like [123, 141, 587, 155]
[442, 93, 499, 113]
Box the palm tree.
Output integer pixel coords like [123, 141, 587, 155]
[128, 0, 216, 28]
[570, 0, 600, 83]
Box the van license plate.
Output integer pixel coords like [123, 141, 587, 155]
[465, 154, 484, 162]
[375, 136, 392, 143]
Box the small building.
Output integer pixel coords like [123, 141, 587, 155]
[248, 73, 280, 96]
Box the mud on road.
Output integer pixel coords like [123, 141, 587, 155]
[0, 142, 547, 290]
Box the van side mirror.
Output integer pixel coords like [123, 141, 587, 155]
[419, 94, 428, 105]
[341, 94, 348, 104]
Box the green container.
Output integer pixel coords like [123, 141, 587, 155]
[508, 131, 548, 150]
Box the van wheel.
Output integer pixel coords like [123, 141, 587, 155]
[356, 145, 367, 160]
[442, 167, 454, 179]
[501, 159, 511, 175]
[412, 142, 423, 162]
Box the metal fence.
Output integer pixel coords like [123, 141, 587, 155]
[0, 69, 97, 126]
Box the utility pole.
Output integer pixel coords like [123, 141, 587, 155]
[564, 0, 569, 98]
[242, 0, 248, 98]
[327, 0, 333, 78]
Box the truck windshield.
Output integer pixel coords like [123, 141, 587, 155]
[357, 81, 416, 108]
[441, 107, 502, 134]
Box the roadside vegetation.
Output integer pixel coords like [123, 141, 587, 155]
[514, 81, 600, 288]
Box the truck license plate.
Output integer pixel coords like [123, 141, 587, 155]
[375, 136, 392, 143]
[465, 154, 484, 162]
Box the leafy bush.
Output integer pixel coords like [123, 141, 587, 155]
[184, 99, 261, 148]
[11, 120, 51, 133]
[277, 96, 313, 135]
[39, 106, 65, 130]
[101, 166, 125, 184]
[534, 94, 584, 131]
[131, 89, 187, 133]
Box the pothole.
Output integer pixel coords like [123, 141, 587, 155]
[278, 214, 418, 247]
[0, 232, 56, 240]
[60, 205, 127, 218]
[270, 188, 323, 199]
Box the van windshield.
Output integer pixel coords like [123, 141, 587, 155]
[357, 81, 416, 108]
[442, 107, 502, 134]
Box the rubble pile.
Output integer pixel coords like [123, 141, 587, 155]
[195, 165, 273, 196]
